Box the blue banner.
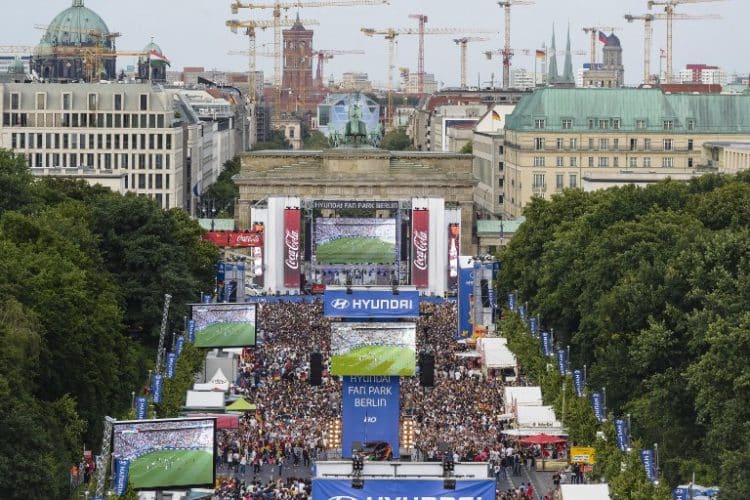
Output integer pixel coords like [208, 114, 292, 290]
[541, 331, 552, 357]
[135, 396, 147, 419]
[573, 369, 585, 397]
[165, 352, 177, 380]
[591, 392, 605, 422]
[529, 317, 538, 336]
[518, 303, 527, 321]
[457, 262, 474, 339]
[151, 374, 163, 404]
[488, 286, 496, 311]
[342, 376, 400, 459]
[323, 289, 419, 318]
[175, 335, 185, 358]
[507, 292, 516, 312]
[187, 319, 196, 343]
[640, 449, 656, 482]
[615, 419, 629, 451]
[201, 293, 212, 304]
[673, 488, 689, 500]
[557, 349, 568, 375]
[312, 479, 496, 499]
[114, 458, 130, 496]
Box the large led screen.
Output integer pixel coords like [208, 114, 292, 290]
[112, 418, 215, 490]
[314, 217, 396, 264]
[191, 303, 257, 348]
[331, 322, 416, 376]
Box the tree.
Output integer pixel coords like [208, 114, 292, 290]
[252, 129, 292, 150]
[0, 149, 33, 214]
[381, 127, 412, 150]
[459, 141, 473, 154]
[303, 130, 330, 149]
[202, 157, 240, 218]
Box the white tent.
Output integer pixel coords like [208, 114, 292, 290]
[560, 484, 611, 499]
[477, 337, 516, 369]
[185, 390, 225, 410]
[516, 404, 560, 427]
[504, 386, 543, 413]
[207, 368, 230, 391]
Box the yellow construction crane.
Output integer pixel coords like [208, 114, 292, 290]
[454, 37, 489, 89]
[581, 26, 620, 67]
[34, 23, 122, 81]
[229, 0, 388, 88]
[625, 11, 721, 84]
[647, 0, 725, 83]
[498, 0, 534, 90]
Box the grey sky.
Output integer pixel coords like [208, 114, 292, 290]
[3, 0, 745, 87]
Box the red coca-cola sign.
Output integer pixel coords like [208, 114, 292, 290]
[411, 209, 429, 288]
[283, 208, 301, 288]
[202, 231, 263, 248]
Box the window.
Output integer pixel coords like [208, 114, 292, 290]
[62, 93, 72, 110]
[644, 138, 651, 151]
[562, 119, 572, 129]
[138, 174, 146, 189]
[556, 138, 564, 150]
[88, 93, 97, 111]
[139, 94, 149, 111]
[498, 161, 504, 171]
[630, 138, 637, 151]
[534, 138, 545, 150]
[644, 157, 652, 168]
[598, 157, 609, 167]
[569, 138, 577, 150]
[588, 156, 594, 167]
[114, 94, 123, 111]
[612, 119, 621, 130]
[613, 157, 619, 167]
[10, 93, 20, 110]
[688, 139, 694, 151]
[570, 157, 577, 167]
[664, 139, 673, 151]
[687, 119, 695, 131]
[613, 138, 619, 150]
[534, 118, 546, 129]
[532, 173, 546, 189]
[588, 138, 595, 150]
[636, 119, 646, 129]
[588, 118, 596, 129]
[533, 156, 545, 167]
[498, 145, 504, 155]
[599, 138, 609, 150]
[663, 120, 674, 130]
[36, 93, 46, 110]
[662, 157, 674, 168]
[556, 156, 564, 167]
[556, 173, 564, 189]
[688, 158, 694, 168]
[599, 119, 608, 129]
[629, 157, 637, 168]
[569, 174, 577, 188]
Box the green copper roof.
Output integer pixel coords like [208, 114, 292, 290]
[506, 87, 750, 134]
[477, 218, 525, 236]
[42, 0, 111, 48]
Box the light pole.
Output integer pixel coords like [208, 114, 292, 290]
[654, 442, 660, 483]
[627, 413, 632, 451]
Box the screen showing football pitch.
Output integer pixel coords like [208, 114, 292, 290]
[314, 217, 396, 264]
[331, 322, 416, 376]
[112, 418, 215, 490]
[191, 303, 257, 348]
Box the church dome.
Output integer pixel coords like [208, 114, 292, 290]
[605, 33, 621, 48]
[41, 0, 112, 48]
[143, 41, 163, 55]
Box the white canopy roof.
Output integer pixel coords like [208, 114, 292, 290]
[185, 390, 225, 409]
[504, 386, 543, 413]
[477, 337, 516, 369]
[516, 404, 560, 426]
[207, 368, 230, 391]
[560, 484, 611, 500]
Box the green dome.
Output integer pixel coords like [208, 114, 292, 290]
[41, 0, 111, 47]
[7, 58, 25, 74]
[143, 40, 162, 55]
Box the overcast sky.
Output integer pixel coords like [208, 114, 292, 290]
[4, 0, 745, 87]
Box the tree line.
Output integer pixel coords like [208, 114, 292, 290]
[498, 173, 750, 498]
[0, 149, 216, 499]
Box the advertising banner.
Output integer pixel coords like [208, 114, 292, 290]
[323, 289, 419, 318]
[457, 261, 474, 340]
[541, 331, 552, 357]
[114, 458, 130, 496]
[283, 208, 301, 289]
[518, 303, 527, 321]
[529, 317, 538, 337]
[673, 488, 689, 500]
[591, 392, 605, 422]
[201, 294, 212, 304]
[216, 261, 226, 284]
[175, 335, 185, 358]
[165, 352, 177, 380]
[447, 223, 460, 289]
[187, 320, 196, 343]
[135, 397, 148, 420]
[507, 292, 516, 312]
[152, 374, 163, 404]
[252, 246, 264, 288]
[573, 369, 585, 397]
[641, 449, 656, 482]
[615, 419, 629, 451]
[312, 479, 496, 499]
[202, 231, 263, 248]
[411, 209, 429, 289]
[556, 349, 568, 375]
[342, 376, 400, 459]
[570, 446, 597, 464]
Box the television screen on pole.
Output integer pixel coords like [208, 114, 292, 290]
[314, 217, 396, 264]
[331, 322, 416, 376]
[112, 418, 216, 490]
[191, 303, 257, 348]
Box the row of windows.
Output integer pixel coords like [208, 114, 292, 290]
[10, 92, 150, 112]
[27, 152, 172, 171]
[524, 173, 578, 190]
[533, 137, 694, 152]
[531, 155, 692, 168]
[533, 156, 579, 167]
[11, 132, 173, 151]
[3, 112, 168, 129]
[535, 118, 695, 131]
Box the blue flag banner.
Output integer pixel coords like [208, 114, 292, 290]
[615, 419, 629, 451]
[541, 331, 552, 357]
[573, 369, 585, 397]
[488, 286, 496, 311]
[114, 458, 130, 496]
[507, 292, 516, 312]
[457, 262, 474, 339]
[175, 335, 185, 358]
[216, 261, 226, 282]
[312, 479, 496, 499]
[518, 303, 527, 321]
[187, 319, 196, 343]
[151, 374, 163, 404]
[673, 488, 688, 500]
[342, 376, 400, 459]
[165, 352, 177, 380]
[591, 392, 605, 422]
[640, 449, 656, 482]
[556, 349, 568, 375]
[135, 396, 148, 419]
[201, 293, 212, 304]
[529, 317, 538, 336]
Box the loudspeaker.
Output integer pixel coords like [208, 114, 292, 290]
[419, 351, 434, 387]
[310, 352, 323, 386]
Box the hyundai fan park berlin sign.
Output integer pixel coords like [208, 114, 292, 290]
[323, 290, 420, 318]
[312, 479, 496, 500]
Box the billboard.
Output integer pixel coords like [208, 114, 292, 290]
[314, 217, 396, 265]
[312, 479, 496, 499]
[331, 322, 416, 376]
[570, 446, 597, 464]
[112, 418, 216, 491]
[456, 258, 473, 339]
[323, 289, 419, 318]
[342, 376, 400, 459]
[191, 303, 257, 348]
[283, 208, 301, 288]
[411, 209, 429, 288]
[202, 231, 263, 248]
[447, 223, 460, 289]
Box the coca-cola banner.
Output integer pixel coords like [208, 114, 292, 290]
[447, 223, 460, 289]
[202, 231, 263, 248]
[411, 209, 429, 289]
[283, 208, 301, 289]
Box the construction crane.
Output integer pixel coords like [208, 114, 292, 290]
[647, 0, 725, 83]
[34, 23, 122, 81]
[230, 0, 388, 88]
[581, 26, 620, 67]
[454, 37, 489, 89]
[625, 11, 721, 84]
[498, 0, 534, 90]
[312, 49, 365, 88]
[408, 14, 428, 95]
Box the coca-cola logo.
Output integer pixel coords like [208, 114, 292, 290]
[236, 233, 260, 245]
[284, 229, 300, 270]
[413, 230, 428, 271]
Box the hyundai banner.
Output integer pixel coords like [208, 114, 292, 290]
[283, 208, 301, 289]
[457, 258, 473, 339]
[673, 488, 689, 500]
[615, 419, 629, 451]
[411, 209, 429, 289]
[529, 316, 538, 337]
[151, 374, 163, 404]
[507, 292, 516, 312]
[201, 293, 212, 304]
[447, 223, 460, 289]
[114, 458, 130, 496]
[573, 369, 585, 397]
[541, 331, 552, 357]
[640, 449, 656, 482]
[187, 319, 196, 343]
[312, 479, 496, 500]
[165, 352, 177, 380]
[591, 392, 605, 422]
[323, 289, 419, 318]
[342, 376, 400, 459]
[175, 335, 185, 358]
[135, 396, 148, 420]
[556, 349, 568, 375]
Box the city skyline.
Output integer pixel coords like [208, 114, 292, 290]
[2, 0, 746, 87]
